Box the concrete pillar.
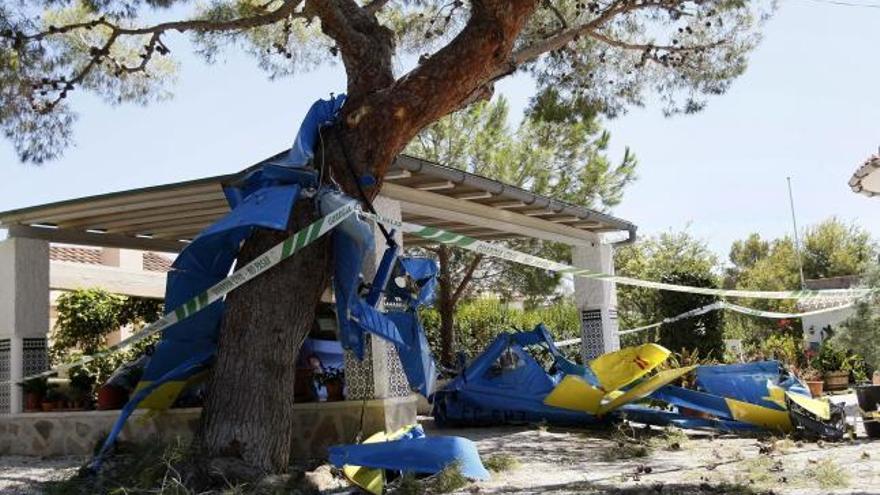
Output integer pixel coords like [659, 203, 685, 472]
[344, 196, 411, 400]
[0, 236, 50, 414]
[572, 238, 619, 362]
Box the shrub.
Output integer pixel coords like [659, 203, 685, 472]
[656, 272, 725, 360]
[834, 267, 880, 372]
[812, 341, 846, 373]
[423, 297, 579, 360]
[757, 334, 802, 367]
[51, 289, 163, 391]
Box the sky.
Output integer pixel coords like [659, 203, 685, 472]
[1, 0, 878, 260]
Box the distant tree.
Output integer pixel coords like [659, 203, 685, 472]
[407, 91, 637, 366]
[727, 218, 876, 289]
[725, 232, 770, 286]
[615, 229, 718, 344]
[657, 271, 724, 358]
[802, 218, 876, 280]
[724, 218, 877, 344]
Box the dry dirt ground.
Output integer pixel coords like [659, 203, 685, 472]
[2, 396, 880, 495]
[429, 422, 880, 495]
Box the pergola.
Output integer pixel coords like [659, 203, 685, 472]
[0, 152, 636, 418]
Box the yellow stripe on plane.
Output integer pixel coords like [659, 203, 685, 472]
[544, 375, 604, 414]
[725, 398, 792, 432]
[589, 344, 671, 392]
[342, 424, 419, 495]
[598, 366, 697, 415]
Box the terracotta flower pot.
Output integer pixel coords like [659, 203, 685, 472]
[25, 392, 42, 412]
[97, 384, 129, 410]
[325, 381, 345, 402]
[806, 380, 824, 398]
[824, 370, 850, 392]
[295, 368, 315, 402]
[40, 401, 54, 412]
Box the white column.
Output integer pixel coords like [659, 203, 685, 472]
[344, 196, 410, 400]
[0, 236, 50, 414]
[572, 237, 619, 362]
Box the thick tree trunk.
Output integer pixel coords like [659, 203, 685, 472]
[195, 202, 332, 474]
[437, 245, 456, 368]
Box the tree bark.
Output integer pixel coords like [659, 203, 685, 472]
[195, 203, 332, 474]
[437, 245, 455, 368]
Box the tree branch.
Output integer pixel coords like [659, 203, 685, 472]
[510, 1, 634, 67]
[352, 0, 539, 176]
[306, 0, 395, 96]
[363, 0, 392, 15]
[586, 30, 723, 54]
[21, 1, 305, 42]
[507, 0, 713, 71]
[16, 1, 306, 112]
[452, 253, 484, 305]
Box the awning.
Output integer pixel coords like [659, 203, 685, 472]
[0, 153, 637, 252]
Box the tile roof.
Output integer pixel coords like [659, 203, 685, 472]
[143, 252, 172, 272]
[49, 246, 172, 273]
[49, 246, 103, 265]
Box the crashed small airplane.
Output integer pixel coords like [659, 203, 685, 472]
[433, 325, 846, 440]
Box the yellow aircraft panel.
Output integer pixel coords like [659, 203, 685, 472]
[786, 392, 831, 421]
[764, 383, 788, 409]
[589, 344, 671, 392]
[598, 366, 697, 415]
[134, 380, 188, 410]
[342, 424, 418, 495]
[725, 398, 792, 432]
[544, 375, 604, 414]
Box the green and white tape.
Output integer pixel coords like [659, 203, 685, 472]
[12, 202, 356, 384]
[556, 299, 857, 346]
[361, 212, 873, 301]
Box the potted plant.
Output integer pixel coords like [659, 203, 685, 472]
[41, 388, 63, 412]
[315, 368, 345, 402]
[800, 367, 824, 397]
[67, 367, 96, 410]
[842, 352, 870, 385]
[295, 367, 316, 403]
[17, 377, 49, 412]
[814, 342, 849, 392]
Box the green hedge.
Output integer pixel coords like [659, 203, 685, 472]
[421, 297, 580, 361]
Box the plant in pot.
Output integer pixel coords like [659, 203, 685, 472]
[315, 368, 345, 402]
[842, 352, 870, 385]
[41, 388, 64, 412]
[814, 342, 849, 392]
[17, 377, 49, 412]
[800, 366, 824, 398]
[67, 367, 96, 410]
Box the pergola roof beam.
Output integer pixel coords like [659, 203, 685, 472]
[382, 182, 597, 245]
[8, 225, 186, 253]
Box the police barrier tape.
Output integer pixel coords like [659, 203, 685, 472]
[7, 202, 357, 385]
[555, 299, 857, 346]
[360, 212, 873, 301]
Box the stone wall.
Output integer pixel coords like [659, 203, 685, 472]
[0, 395, 417, 459]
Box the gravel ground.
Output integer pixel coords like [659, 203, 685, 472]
[0, 455, 83, 495]
[2, 393, 878, 495]
[428, 423, 880, 494]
